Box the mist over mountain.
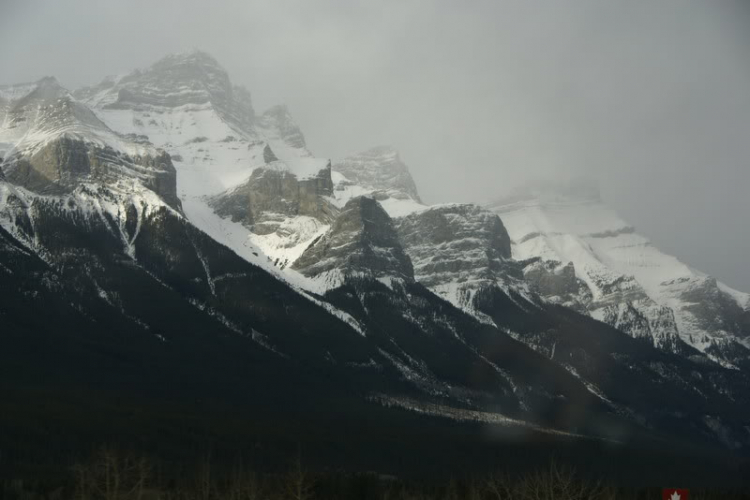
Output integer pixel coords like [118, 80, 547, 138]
[2, 2, 750, 492]
[2, 1, 750, 292]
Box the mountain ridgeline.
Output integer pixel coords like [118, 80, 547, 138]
[1, 51, 749, 478]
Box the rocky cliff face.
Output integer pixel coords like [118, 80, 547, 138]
[333, 146, 422, 204]
[75, 50, 255, 130]
[75, 51, 329, 188]
[393, 203, 533, 325]
[396, 204, 512, 284]
[0, 77, 181, 210]
[293, 196, 414, 284]
[209, 161, 336, 233]
[515, 256, 686, 352]
[519, 259, 591, 310]
[5, 137, 179, 207]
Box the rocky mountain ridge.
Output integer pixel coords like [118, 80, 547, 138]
[2, 51, 750, 454]
[0, 76, 181, 209]
[293, 196, 414, 287]
[74, 50, 335, 272]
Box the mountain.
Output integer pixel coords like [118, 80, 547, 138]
[393, 203, 528, 324]
[293, 196, 414, 286]
[75, 50, 332, 271]
[332, 145, 422, 204]
[0, 76, 179, 208]
[485, 181, 750, 369]
[2, 51, 750, 470]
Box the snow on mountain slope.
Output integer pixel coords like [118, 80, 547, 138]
[0, 77, 185, 266]
[76, 52, 261, 198]
[207, 164, 336, 270]
[1, 77, 159, 160]
[61, 51, 749, 368]
[178, 187, 364, 329]
[1, 81, 51, 157]
[0, 65, 281, 279]
[256, 105, 329, 180]
[486, 182, 750, 366]
[0, 178, 180, 264]
[76, 55, 425, 282]
[77, 51, 328, 196]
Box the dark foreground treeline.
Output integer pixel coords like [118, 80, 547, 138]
[1, 448, 749, 500]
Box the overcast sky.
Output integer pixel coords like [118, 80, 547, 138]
[2, 0, 749, 291]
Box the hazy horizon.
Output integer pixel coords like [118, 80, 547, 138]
[2, 0, 749, 291]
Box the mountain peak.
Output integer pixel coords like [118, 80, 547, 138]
[35, 75, 63, 88]
[1, 76, 108, 143]
[258, 105, 307, 149]
[0, 75, 180, 208]
[333, 146, 421, 203]
[293, 195, 414, 282]
[25, 76, 70, 102]
[80, 50, 235, 111]
[142, 49, 229, 87]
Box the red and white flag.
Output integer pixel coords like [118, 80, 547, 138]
[662, 488, 689, 500]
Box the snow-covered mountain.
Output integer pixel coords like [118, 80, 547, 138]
[75, 51, 332, 272]
[0, 76, 180, 209]
[486, 181, 750, 367]
[81, 50, 738, 374]
[333, 146, 422, 204]
[3, 51, 750, 454]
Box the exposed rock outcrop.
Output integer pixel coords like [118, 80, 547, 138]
[78, 51, 255, 128]
[393, 203, 528, 324]
[395, 204, 514, 287]
[0, 77, 181, 210]
[293, 196, 414, 281]
[209, 162, 336, 234]
[333, 146, 422, 203]
[520, 259, 589, 308]
[5, 137, 179, 208]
